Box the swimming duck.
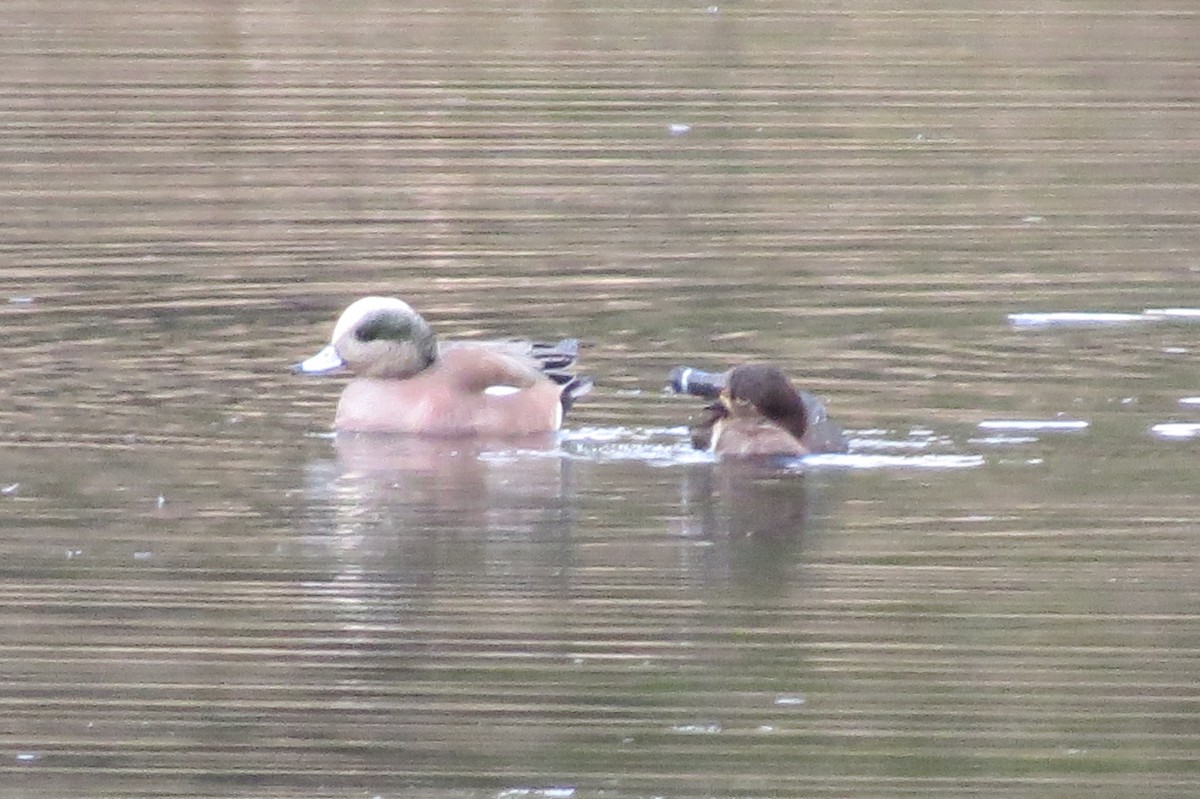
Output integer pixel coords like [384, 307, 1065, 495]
[294, 296, 590, 435]
[669, 363, 847, 457]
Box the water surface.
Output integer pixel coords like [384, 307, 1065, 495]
[2, 2, 1199, 797]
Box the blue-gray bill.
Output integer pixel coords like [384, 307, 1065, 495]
[292, 344, 345, 375]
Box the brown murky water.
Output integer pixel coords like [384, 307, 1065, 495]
[2, 2, 1199, 797]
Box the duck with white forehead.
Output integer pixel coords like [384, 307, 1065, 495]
[294, 296, 590, 436]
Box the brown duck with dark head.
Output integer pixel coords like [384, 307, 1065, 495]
[669, 363, 847, 458]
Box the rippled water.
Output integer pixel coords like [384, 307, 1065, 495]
[2, 2, 1199, 797]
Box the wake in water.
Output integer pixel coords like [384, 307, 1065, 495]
[553, 425, 986, 470]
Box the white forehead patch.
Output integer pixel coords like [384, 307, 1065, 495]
[483, 385, 521, 397]
[331, 296, 417, 343]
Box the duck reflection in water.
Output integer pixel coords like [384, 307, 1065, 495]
[319, 431, 579, 540]
[677, 459, 836, 596]
[298, 432, 581, 627]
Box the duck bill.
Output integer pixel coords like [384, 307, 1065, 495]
[292, 345, 345, 375]
[668, 366, 726, 398]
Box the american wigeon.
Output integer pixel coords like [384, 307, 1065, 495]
[669, 363, 848, 457]
[294, 296, 590, 436]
